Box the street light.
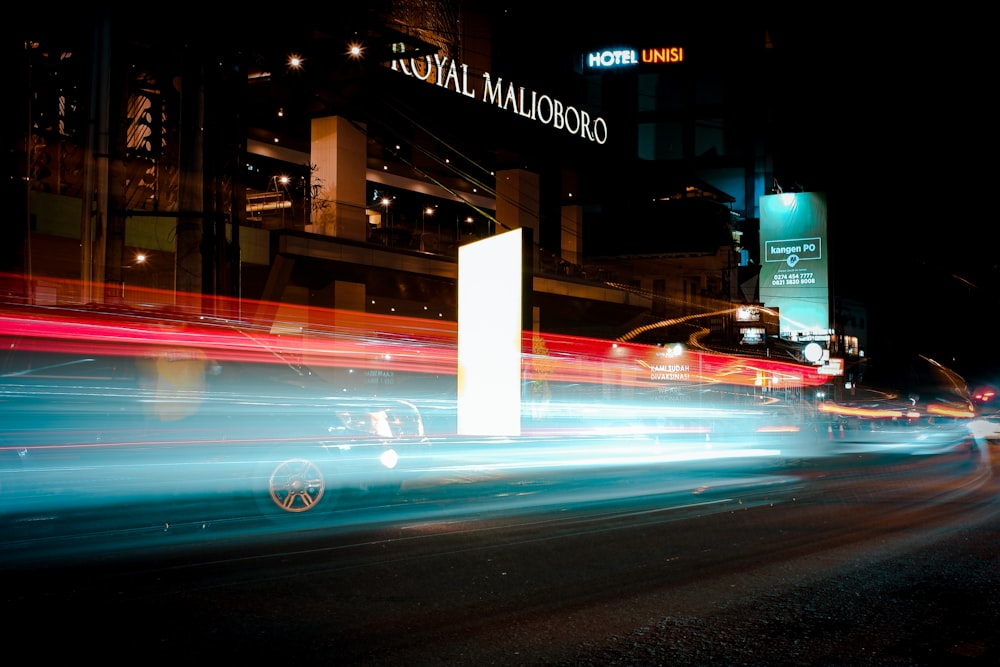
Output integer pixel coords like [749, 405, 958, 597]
[419, 206, 436, 252]
[422, 206, 434, 235]
[347, 42, 365, 59]
[272, 174, 290, 194]
[120, 252, 149, 299]
[381, 197, 392, 246]
[272, 175, 290, 226]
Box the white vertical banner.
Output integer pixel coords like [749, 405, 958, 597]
[457, 229, 523, 436]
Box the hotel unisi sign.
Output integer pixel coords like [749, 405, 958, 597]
[585, 46, 685, 70]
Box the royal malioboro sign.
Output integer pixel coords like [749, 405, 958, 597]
[389, 55, 608, 145]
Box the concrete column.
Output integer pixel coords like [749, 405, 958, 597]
[310, 116, 367, 241]
[333, 280, 366, 312]
[495, 168, 540, 271]
[560, 204, 583, 267]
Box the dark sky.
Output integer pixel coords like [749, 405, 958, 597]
[765, 19, 998, 381]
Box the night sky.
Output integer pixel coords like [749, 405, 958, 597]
[764, 18, 998, 383]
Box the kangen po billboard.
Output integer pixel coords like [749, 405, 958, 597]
[758, 193, 830, 336]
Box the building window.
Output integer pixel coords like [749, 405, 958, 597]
[638, 121, 683, 161]
[638, 73, 682, 112]
[696, 118, 725, 158]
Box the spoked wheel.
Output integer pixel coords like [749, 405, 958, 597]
[261, 457, 335, 515]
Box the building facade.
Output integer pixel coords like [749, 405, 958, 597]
[6, 6, 846, 363]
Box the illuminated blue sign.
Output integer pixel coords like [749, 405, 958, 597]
[587, 49, 638, 68]
[758, 193, 831, 336]
[585, 47, 685, 69]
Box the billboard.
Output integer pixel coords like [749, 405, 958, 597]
[758, 193, 830, 336]
[457, 229, 525, 436]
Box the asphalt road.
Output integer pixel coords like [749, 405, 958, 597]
[4, 445, 998, 665]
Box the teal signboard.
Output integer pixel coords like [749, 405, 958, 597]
[758, 193, 830, 336]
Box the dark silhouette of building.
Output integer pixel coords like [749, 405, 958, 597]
[6, 6, 841, 362]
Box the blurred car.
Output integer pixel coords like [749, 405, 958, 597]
[815, 367, 980, 455]
[0, 304, 427, 528]
[971, 384, 997, 404]
[968, 384, 1000, 449]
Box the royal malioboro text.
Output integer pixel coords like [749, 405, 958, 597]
[390, 55, 608, 145]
